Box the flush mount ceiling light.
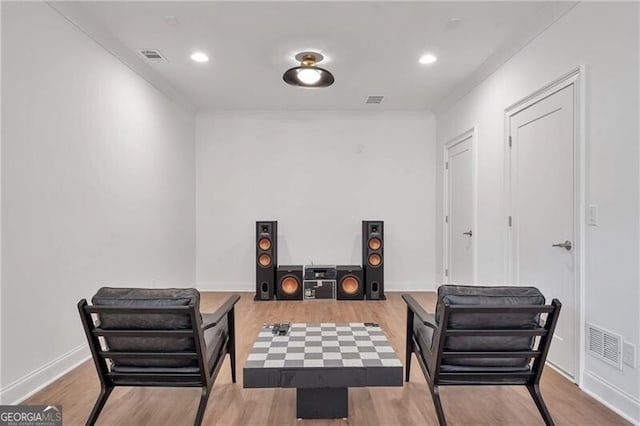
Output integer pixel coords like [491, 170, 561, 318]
[419, 53, 438, 65]
[190, 52, 209, 63]
[283, 52, 334, 88]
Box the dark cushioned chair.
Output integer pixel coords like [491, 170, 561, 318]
[403, 285, 561, 426]
[78, 288, 240, 426]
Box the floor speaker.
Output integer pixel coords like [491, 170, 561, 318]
[336, 265, 364, 300]
[255, 221, 277, 301]
[363, 220, 385, 300]
[276, 265, 303, 300]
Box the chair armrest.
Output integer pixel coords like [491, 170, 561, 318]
[202, 295, 241, 330]
[402, 294, 437, 329]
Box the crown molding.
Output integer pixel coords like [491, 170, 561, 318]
[46, 2, 196, 115]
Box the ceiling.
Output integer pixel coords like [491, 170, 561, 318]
[57, 1, 576, 111]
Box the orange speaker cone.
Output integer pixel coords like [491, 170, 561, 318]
[368, 237, 382, 250]
[368, 253, 382, 267]
[258, 238, 271, 250]
[341, 276, 360, 295]
[258, 254, 272, 267]
[282, 276, 300, 294]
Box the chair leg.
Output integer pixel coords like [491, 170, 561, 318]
[527, 384, 554, 426]
[405, 307, 414, 382]
[229, 344, 237, 384]
[228, 309, 237, 384]
[86, 385, 113, 426]
[428, 384, 447, 426]
[405, 344, 412, 382]
[194, 386, 210, 426]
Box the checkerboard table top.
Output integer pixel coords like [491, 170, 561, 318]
[244, 322, 403, 369]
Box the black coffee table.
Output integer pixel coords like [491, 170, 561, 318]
[243, 322, 403, 419]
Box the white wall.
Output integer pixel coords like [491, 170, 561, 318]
[435, 2, 639, 422]
[196, 111, 436, 292]
[0, 2, 195, 403]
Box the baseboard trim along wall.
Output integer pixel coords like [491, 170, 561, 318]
[196, 282, 435, 293]
[582, 370, 640, 425]
[0, 344, 90, 405]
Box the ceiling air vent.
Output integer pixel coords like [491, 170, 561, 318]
[366, 95, 384, 104]
[139, 49, 167, 62]
[588, 324, 622, 369]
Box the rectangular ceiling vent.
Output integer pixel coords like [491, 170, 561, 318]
[588, 324, 622, 370]
[366, 95, 384, 104]
[138, 49, 167, 62]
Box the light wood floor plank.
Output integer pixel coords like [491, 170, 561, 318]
[25, 292, 628, 425]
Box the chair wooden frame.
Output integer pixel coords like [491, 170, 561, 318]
[78, 294, 240, 426]
[403, 294, 561, 426]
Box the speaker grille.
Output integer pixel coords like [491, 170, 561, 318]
[276, 265, 303, 300]
[336, 266, 364, 300]
[368, 253, 382, 267]
[258, 254, 272, 267]
[258, 238, 271, 250]
[281, 276, 300, 295]
[368, 237, 382, 250]
[341, 276, 360, 295]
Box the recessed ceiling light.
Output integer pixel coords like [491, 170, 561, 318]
[283, 52, 334, 88]
[190, 52, 209, 63]
[419, 54, 438, 65]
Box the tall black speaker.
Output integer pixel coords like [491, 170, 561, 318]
[276, 265, 303, 300]
[255, 221, 277, 301]
[362, 220, 385, 300]
[336, 265, 364, 300]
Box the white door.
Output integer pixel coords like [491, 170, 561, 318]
[445, 135, 474, 284]
[509, 83, 576, 378]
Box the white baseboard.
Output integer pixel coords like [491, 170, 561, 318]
[0, 344, 90, 405]
[582, 370, 640, 425]
[196, 281, 435, 292]
[546, 361, 576, 383]
[387, 282, 436, 292]
[197, 281, 253, 292]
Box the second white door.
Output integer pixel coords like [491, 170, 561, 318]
[445, 134, 474, 284]
[509, 82, 576, 378]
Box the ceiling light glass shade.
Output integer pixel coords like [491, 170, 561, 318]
[283, 52, 334, 88]
[297, 68, 321, 84]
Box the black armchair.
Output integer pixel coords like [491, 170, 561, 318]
[78, 288, 240, 426]
[403, 285, 561, 426]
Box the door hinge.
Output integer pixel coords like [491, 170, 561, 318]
[445, 269, 449, 277]
[445, 161, 449, 170]
[508, 135, 512, 147]
[445, 215, 449, 224]
[508, 216, 512, 227]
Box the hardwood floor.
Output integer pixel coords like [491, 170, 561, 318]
[26, 292, 628, 425]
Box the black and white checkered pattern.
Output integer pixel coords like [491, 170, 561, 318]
[244, 323, 402, 369]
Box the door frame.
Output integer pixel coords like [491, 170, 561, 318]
[443, 127, 478, 285]
[504, 66, 586, 385]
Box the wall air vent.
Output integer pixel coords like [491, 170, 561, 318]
[366, 95, 384, 104]
[138, 49, 167, 62]
[587, 324, 622, 370]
